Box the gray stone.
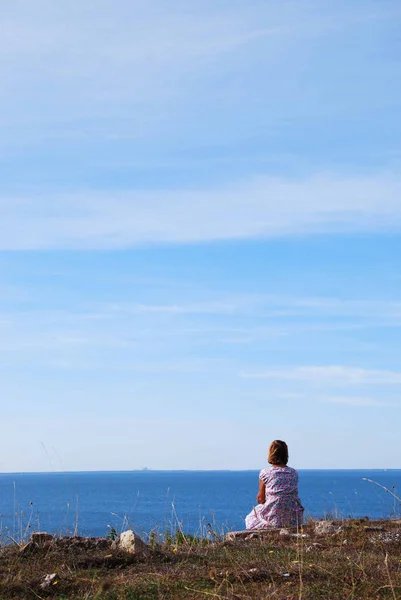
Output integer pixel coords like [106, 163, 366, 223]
[314, 521, 342, 536]
[224, 529, 278, 542]
[279, 529, 309, 538]
[225, 528, 307, 542]
[112, 530, 149, 555]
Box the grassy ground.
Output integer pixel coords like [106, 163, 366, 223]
[0, 520, 400, 599]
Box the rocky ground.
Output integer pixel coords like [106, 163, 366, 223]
[0, 519, 400, 599]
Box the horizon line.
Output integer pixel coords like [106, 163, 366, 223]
[1, 467, 399, 476]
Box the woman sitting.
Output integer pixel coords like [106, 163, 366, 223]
[245, 440, 304, 529]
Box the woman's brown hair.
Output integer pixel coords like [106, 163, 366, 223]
[268, 440, 288, 465]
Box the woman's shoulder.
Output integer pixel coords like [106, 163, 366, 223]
[273, 466, 298, 477]
[284, 466, 299, 478]
[259, 467, 271, 482]
[260, 466, 298, 481]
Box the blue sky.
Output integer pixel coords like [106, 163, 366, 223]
[1, 0, 401, 471]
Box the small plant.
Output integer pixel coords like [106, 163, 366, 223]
[148, 530, 160, 549]
[106, 526, 118, 541]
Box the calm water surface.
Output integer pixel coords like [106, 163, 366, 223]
[0, 470, 400, 539]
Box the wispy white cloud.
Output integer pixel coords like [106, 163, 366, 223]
[240, 365, 401, 385]
[0, 1, 326, 138]
[1, 172, 401, 249]
[322, 395, 398, 407]
[0, 284, 31, 302]
[2, 0, 394, 120]
[0, 0, 399, 182]
[2, 289, 401, 361]
[280, 297, 401, 319]
[274, 392, 398, 407]
[101, 293, 401, 326]
[109, 301, 248, 315]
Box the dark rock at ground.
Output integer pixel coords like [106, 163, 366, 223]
[53, 536, 111, 551]
[31, 532, 54, 545]
[20, 533, 111, 557]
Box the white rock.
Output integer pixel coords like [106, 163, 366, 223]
[40, 574, 57, 589]
[112, 530, 149, 555]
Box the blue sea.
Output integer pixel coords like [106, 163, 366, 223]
[0, 470, 400, 541]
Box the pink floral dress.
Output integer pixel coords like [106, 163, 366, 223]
[245, 466, 304, 529]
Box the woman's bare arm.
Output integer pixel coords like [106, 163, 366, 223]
[257, 479, 266, 504]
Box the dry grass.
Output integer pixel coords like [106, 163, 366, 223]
[0, 519, 401, 599]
